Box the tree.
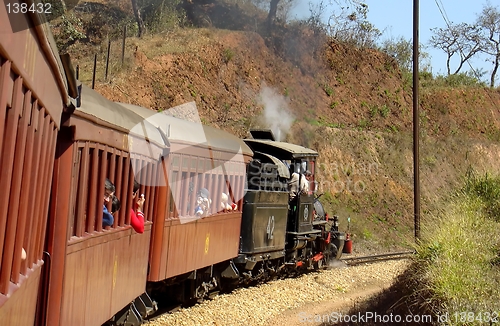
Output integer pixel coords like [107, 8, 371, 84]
[131, 0, 146, 37]
[429, 23, 483, 76]
[380, 37, 413, 71]
[265, 0, 296, 28]
[429, 3, 500, 87]
[254, 0, 368, 33]
[325, 1, 379, 48]
[380, 37, 431, 73]
[477, 3, 500, 87]
[267, 0, 280, 27]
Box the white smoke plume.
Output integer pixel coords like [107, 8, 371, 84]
[257, 86, 295, 141]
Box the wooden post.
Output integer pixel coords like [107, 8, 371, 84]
[105, 39, 111, 81]
[92, 54, 97, 89]
[121, 25, 127, 66]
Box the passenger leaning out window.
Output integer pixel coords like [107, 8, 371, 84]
[111, 195, 121, 215]
[130, 180, 145, 233]
[103, 178, 115, 228]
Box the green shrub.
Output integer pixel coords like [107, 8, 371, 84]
[421, 72, 486, 88]
[223, 48, 234, 63]
[379, 104, 390, 118]
[324, 84, 334, 97]
[463, 170, 500, 221]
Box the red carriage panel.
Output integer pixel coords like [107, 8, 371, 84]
[0, 6, 68, 325]
[0, 267, 41, 325]
[44, 85, 166, 325]
[61, 226, 151, 325]
[164, 212, 242, 279]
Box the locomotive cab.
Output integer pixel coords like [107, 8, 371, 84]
[285, 159, 321, 251]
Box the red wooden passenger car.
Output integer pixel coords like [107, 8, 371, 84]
[43, 84, 167, 325]
[118, 103, 253, 299]
[0, 8, 71, 326]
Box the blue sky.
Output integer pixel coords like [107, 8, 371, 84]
[365, 0, 490, 76]
[289, 0, 494, 81]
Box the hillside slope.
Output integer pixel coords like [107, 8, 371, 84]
[62, 1, 500, 253]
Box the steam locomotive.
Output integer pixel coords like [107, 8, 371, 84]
[0, 5, 344, 325]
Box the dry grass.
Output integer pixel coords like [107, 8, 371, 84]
[415, 174, 500, 324]
[321, 174, 500, 326]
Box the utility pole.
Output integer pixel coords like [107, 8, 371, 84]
[413, 0, 420, 241]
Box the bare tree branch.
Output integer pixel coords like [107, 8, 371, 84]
[430, 23, 483, 76]
[430, 3, 500, 86]
[477, 4, 500, 87]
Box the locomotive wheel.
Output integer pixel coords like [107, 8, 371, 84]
[314, 258, 323, 270]
[324, 243, 338, 265]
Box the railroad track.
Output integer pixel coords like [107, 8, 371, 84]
[341, 250, 415, 266]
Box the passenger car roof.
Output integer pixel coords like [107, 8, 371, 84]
[76, 84, 166, 146]
[117, 102, 253, 157]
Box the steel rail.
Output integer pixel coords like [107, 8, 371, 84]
[341, 250, 415, 265]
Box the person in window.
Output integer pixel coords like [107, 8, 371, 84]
[130, 180, 145, 233]
[288, 170, 310, 200]
[195, 188, 211, 218]
[103, 178, 115, 228]
[304, 170, 313, 195]
[111, 195, 121, 215]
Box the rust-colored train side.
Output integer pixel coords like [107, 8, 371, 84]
[151, 143, 250, 281]
[115, 104, 253, 287]
[44, 85, 167, 326]
[0, 6, 70, 326]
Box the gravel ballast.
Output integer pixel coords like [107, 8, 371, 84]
[146, 260, 410, 326]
